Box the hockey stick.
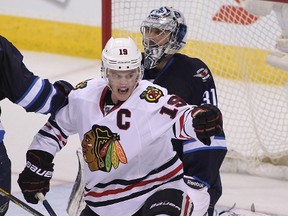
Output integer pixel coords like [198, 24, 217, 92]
[0, 187, 44, 216]
[36, 192, 57, 216]
[219, 203, 236, 215]
[66, 148, 86, 216]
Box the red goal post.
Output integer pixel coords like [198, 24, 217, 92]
[102, 0, 288, 180]
[102, 0, 112, 50]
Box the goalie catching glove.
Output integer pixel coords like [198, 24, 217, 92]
[192, 104, 223, 146]
[17, 150, 54, 204]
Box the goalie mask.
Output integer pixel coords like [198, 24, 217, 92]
[102, 37, 143, 85]
[140, 6, 187, 69]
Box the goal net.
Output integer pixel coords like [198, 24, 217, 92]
[103, 0, 288, 180]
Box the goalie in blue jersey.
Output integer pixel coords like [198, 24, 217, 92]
[140, 6, 227, 215]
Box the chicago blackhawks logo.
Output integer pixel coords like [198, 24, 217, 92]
[140, 86, 163, 103]
[82, 124, 127, 172]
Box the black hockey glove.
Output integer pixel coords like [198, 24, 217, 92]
[17, 150, 54, 204]
[50, 80, 74, 119]
[191, 104, 223, 146]
[53, 80, 74, 96]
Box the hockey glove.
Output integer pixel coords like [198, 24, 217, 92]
[53, 80, 74, 96]
[50, 80, 74, 119]
[17, 150, 54, 204]
[191, 104, 223, 146]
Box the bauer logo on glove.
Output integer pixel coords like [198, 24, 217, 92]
[26, 161, 53, 178]
[191, 104, 223, 146]
[17, 150, 54, 204]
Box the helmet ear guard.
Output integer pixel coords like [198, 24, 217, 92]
[167, 22, 187, 54]
[170, 9, 187, 52]
[176, 23, 187, 46]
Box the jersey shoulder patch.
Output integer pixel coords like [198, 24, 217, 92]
[75, 79, 92, 89]
[140, 86, 164, 103]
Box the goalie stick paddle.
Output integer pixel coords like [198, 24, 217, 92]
[36, 192, 57, 216]
[0, 187, 44, 216]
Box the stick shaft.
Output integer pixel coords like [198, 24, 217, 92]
[36, 192, 57, 216]
[0, 188, 44, 216]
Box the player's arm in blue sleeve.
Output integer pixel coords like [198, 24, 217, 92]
[0, 35, 73, 117]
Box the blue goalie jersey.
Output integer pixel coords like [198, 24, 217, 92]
[143, 53, 227, 191]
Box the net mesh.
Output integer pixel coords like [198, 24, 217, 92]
[110, 0, 288, 179]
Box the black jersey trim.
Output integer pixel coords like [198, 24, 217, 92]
[85, 174, 182, 208]
[48, 118, 68, 139]
[38, 129, 62, 150]
[93, 154, 179, 188]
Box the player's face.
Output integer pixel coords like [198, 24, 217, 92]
[107, 69, 139, 103]
[143, 27, 171, 48]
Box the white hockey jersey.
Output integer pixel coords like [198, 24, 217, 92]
[30, 78, 199, 215]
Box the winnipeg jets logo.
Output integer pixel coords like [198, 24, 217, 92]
[149, 6, 170, 19]
[193, 68, 210, 82]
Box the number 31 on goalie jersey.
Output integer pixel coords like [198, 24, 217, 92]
[203, 88, 217, 106]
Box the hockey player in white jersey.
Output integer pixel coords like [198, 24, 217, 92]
[17, 37, 223, 216]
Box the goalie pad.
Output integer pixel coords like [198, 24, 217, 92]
[274, 4, 288, 38]
[276, 36, 288, 53]
[66, 148, 86, 216]
[244, 0, 273, 16]
[266, 50, 288, 71]
[265, 3, 288, 71]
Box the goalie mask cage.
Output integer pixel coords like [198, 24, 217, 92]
[102, 0, 288, 180]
